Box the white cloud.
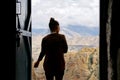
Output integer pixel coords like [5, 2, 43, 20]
[32, 0, 99, 29]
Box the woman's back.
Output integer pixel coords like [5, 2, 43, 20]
[43, 33, 68, 72]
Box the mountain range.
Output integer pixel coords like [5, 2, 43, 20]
[32, 25, 99, 46]
[32, 25, 99, 36]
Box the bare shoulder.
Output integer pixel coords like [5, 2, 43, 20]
[59, 34, 65, 37]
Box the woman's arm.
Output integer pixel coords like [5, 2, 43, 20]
[62, 35, 68, 53]
[34, 38, 46, 68]
[37, 38, 46, 62]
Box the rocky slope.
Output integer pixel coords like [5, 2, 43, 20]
[32, 33, 99, 80]
[32, 46, 99, 80]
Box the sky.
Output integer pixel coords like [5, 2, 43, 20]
[32, 0, 99, 29]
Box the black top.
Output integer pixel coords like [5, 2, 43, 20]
[38, 33, 68, 72]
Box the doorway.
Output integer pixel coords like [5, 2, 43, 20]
[32, 0, 99, 80]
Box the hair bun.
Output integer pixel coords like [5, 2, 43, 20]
[50, 17, 55, 22]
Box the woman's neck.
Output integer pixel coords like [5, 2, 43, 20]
[51, 31, 59, 34]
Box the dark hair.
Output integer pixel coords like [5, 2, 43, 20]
[49, 17, 59, 32]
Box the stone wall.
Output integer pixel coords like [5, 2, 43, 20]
[117, 48, 120, 80]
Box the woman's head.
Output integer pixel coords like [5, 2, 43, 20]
[49, 17, 60, 33]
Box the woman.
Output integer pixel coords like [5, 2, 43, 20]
[34, 17, 68, 80]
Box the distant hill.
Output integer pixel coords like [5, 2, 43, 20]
[32, 28, 49, 36]
[67, 25, 99, 36]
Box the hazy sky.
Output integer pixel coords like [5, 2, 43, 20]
[32, 0, 99, 29]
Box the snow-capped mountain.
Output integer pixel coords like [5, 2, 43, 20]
[60, 28, 81, 38]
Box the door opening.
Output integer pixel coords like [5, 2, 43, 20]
[32, 0, 99, 80]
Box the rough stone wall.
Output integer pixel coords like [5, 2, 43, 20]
[106, 0, 113, 80]
[117, 48, 120, 80]
[106, 0, 120, 80]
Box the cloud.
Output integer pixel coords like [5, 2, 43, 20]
[32, 0, 99, 29]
